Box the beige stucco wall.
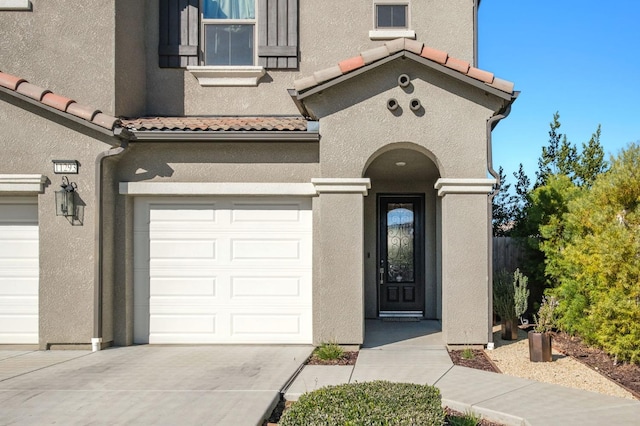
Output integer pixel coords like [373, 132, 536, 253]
[303, 59, 503, 179]
[0, 1, 117, 114]
[312, 192, 365, 345]
[0, 94, 116, 349]
[115, 0, 147, 117]
[440, 193, 491, 344]
[143, 0, 475, 116]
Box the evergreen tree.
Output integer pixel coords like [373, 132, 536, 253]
[536, 111, 563, 187]
[575, 125, 607, 187]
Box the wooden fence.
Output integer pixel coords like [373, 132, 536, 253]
[493, 237, 525, 274]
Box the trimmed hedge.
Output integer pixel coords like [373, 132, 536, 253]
[279, 380, 446, 425]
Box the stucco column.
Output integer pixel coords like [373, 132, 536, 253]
[311, 178, 370, 345]
[435, 178, 495, 345]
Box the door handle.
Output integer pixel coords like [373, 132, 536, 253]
[379, 267, 384, 284]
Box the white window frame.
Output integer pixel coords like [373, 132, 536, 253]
[188, 0, 265, 87]
[200, 0, 258, 67]
[369, 1, 416, 40]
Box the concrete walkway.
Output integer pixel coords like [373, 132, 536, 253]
[285, 320, 640, 426]
[0, 345, 312, 425]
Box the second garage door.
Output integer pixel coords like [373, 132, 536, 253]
[134, 196, 312, 344]
[0, 198, 39, 344]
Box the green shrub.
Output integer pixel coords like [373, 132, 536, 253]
[279, 381, 446, 426]
[448, 410, 481, 426]
[543, 144, 640, 363]
[493, 269, 514, 320]
[314, 342, 344, 361]
[461, 348, 474, 360]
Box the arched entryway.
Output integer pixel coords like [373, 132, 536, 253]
[362, 145, 441, 320]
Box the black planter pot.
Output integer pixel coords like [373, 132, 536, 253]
[528, 331, 552, 362]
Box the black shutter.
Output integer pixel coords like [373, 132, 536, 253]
[159, 0, 199, 68]
[258, 0, 298, 69]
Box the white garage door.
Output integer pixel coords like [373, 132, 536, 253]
[134, 196, 312, 344]
[0, 198, 39, 344]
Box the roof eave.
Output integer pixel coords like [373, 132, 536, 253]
[0, 85, 119, 141]
[294, 51, 515, 103]
[126, 129, 320, 142]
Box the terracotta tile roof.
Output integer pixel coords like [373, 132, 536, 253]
[294, 38, 515, 95]
[0, 70, 119, 130]
[121, 116, 309, 132]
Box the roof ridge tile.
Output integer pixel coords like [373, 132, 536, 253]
[16, 82, 51, 101]
[361, 45, 390, 65]
[444, 56, 470, 74]
[0, 71, 26, 91]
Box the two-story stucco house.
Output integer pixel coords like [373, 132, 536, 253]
[0, 0, 516, 350]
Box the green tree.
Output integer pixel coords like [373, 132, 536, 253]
[511, 113, 608, 313]
[536, 111, 563, 187]
[544, 144, 640, 363]
[492, 167, 515, 236]
[574, 125, 607, 187]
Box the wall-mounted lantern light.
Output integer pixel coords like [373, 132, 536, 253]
[55, 176, 77, 217]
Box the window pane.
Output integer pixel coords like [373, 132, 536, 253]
[386, 203, 414, 283]
[391, 5, 407, 27]
[203, 0, 255, 19]
[204, 24, 254, 65]
[376, 5, 407, 28]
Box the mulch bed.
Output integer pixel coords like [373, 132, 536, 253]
[551, 331, 640, 399]
[448, 349, 501, 373]
[305, 351, 359, 366]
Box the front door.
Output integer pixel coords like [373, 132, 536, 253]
[378, 195, 425, 316]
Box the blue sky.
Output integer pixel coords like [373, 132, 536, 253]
[479, 1, 640, 185]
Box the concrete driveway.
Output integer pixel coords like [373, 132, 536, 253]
[0, 345, 313, 425]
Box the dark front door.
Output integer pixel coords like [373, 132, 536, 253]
[378, 195, 425, 315]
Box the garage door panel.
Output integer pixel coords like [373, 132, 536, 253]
[150, 240, 217, 260]
[151, 277, 216, 296]
[149, 203, 217, 222]
[0, 278, 38, 295]
[231, 239, 302, 261]
[0, 240, 38, 259]
[0, 259, 38, 272]
[230, 276, 302, 298]
[231, 313, 301, 336]
[231, 202, 303, 223]
[150, 314, 216, 333]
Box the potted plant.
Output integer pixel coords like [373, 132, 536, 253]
[528, 296, 557, 362]
[493, 269, 529, 340]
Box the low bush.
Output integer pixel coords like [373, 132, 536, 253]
[279, 380, 446, 425]
[314, 342, 344, 361]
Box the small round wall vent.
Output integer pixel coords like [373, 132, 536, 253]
[409, 98, 422, 111]
[387, 98, 399, 111]
[398, 74, 410, 88]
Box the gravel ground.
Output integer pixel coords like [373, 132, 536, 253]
[485, 326, 635, 400]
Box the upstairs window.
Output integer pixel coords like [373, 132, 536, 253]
[375, 4, 408, 29]
[370, 2, 414, 40]
[202, 0, 256, 66]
